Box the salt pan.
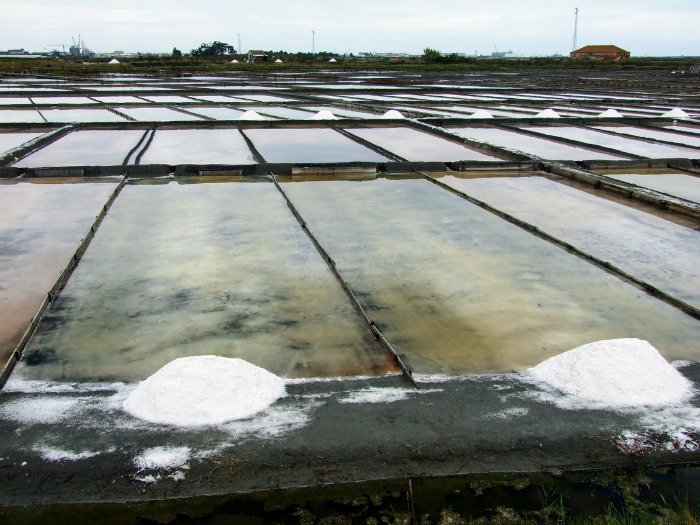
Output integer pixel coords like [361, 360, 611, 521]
[123, 356, 286, 426]
[528, 338, 693, 408]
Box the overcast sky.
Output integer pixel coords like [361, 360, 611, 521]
[1, 0, 698, 56]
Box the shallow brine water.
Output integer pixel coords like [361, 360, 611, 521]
[138, 129, 256, 164]
[244, 128, 389, 163]
[448, 127, 624, 160]
[19, 179, 393, 382]
[0, 178, 118, 365]
[435, 173, 700, 310]
[282, 176, 700, 374]
[347, 127, 497, 162]
[600, 171, 700, 205]
[13, 129, 146, 167]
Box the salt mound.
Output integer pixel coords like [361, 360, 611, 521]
[309, 110, 338, 120]
[238, 110, 266, 120]
[598, 108, 623, 118]
[661, 108, 690, 119]
[380, 110, 405, 119]
[123, 356, 286, 426]
[534, 108, 560, 118]
[230, 59, 239, 63]
[108, 59, 120, 64]
[468, 109, 494, 119]
[275, 58, 283, 63]
[329, 58, 337, 63]
[528, 339, 693, 408]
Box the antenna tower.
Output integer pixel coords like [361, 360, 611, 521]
[312, 30, 315, 54]
[572, 7, 579, 51]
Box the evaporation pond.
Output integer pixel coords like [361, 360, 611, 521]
[348, 127, 497, 162]
[523, 126, 700, 159]
[436, 173, 700, 310]
[244, 128, 389, 163]
[591, 126, 700, 148]
[18, 179, 394, 383]
[282, 177, 700, 374]
[117, 107, 203, 121]
[448, 127, 623, 160]
[14, 129, 146, 167]
[0, 132, 47, 156]
[0, 110, 45, 123]
[139, 129, 255, 164]
[39, 109, 126, 123]
[602, 171, 700, 204]
[0, 178, 118, 366]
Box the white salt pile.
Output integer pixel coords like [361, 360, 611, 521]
[380, 109, 405, 119]
[534, 108, 561, 118]
[238, 110, 267, 120]
[468, 109, 494, 119]
[597, 108, 624, 118]
[309, 110, 338, 120]
[230, 59, 239, 63]
[661, 108, 690, 119]
[329, 58, 337, 63]
[108, 59, 120, 64]
[275, 58, 283, 63]
[528, 338, 694, 408]
[123, 356, 286, 426]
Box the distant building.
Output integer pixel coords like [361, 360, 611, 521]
[247, 50, 268, 62]
[570, 45, 630, 60]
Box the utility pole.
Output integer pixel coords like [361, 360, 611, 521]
[312, 30, 315, 54]
[237, 33, 241, 55]
[572, 7, 579, 52]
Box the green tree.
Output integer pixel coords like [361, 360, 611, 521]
[190, 41, 235, 57]
[172, 48, 182, 59]
[423, 47, 441, 62]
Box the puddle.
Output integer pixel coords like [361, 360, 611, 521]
[347, 127, 497, 161]
[449, 126, 624, 160]
[282, 177, 700, 374]
[244, 128, 389, 163]
[13, 129, 145, 167]
[138, 129, 255, 164]
[522, 126, 700, 159]
[240, 106, 314, 119]
[435, 173, 700, 310]
[0, 179, 118, 365]
[18, 179, 393, 382]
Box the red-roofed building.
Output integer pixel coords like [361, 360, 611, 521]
[570, 45, 630, 60]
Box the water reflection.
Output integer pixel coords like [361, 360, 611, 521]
[139, 129, 256, 164]
[20, 179, 392, 382]
[283, 177, 700, 374]
[244, 128, 389, 163]
[0, 179, 118, 365]
[14, 130, 145, 167]
[437, 173, 700, 310]
[601, 171, 700, 205]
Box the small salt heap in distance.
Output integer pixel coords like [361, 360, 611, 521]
[528, 338, 693, 408]
[123, 356, 286, 426]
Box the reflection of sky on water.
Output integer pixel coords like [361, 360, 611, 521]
[139, 129, 256, 164]
[20, 179, 392, 382]
[604, 173, 700, 205]
[14, 130, 145, 167]
[283, 177, 700, 374]
[439, 174, 700, 310]
[0, 179, 118, 364]
[244, 128, 389, 163]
